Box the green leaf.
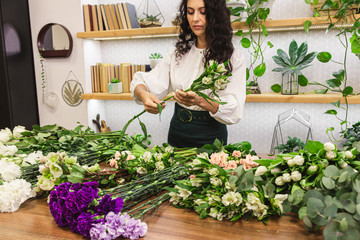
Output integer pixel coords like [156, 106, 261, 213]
[326, 78, 341, 88]
[138, 118, 148, 139]
[298, 75, 308, 86]
[261, 24, 268, 37]
[302, 215, 313, 229]
[325, 204, 338, 218]
[241, 38, 251, 48]
[325, 109, 338, 115]
[342, 87, 353, 96]
[307, 197, 325, 218]
[323, 221, 340, 240]
[322, 177, 336, 189]
[303, 20, 311, 35]
[356, 204, 360, 215]
[267, 41, 274, 48]
[277, 49, 291, 66]
[304, 189, 324, 203]
[317, 51, 332, 63]
[304, 140, 323, 154]
[289, 40, 298, 64]
[330, 100, 341, 108]
[271, 84, 281, 93]
[235, 30, 243, 37]
[332, 69, 345, 81]
[254, 63, 266, 77]
[314, 89, 328, 94]
[350, 35, 360, 54]
[324, 165, 340, 178]
[246, 68, 250, 80]
[338, 171, 348, 183]
[298, 206, 307, 220]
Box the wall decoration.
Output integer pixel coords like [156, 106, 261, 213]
[61, 71, 83, 107]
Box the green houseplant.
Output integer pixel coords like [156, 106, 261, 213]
[149, 52, 163, 69]
[108, 78, 122, 94]
[271, 39, 316, 95]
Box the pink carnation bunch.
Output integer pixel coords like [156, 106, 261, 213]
[209, 151, 259, 170]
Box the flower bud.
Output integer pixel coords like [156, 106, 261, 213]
[275, 176, 285, 186]
[307, 165, 318, 175]
[287, 159, 296, 167]
[325, 151, 336, 160]
[255, 166, 267, 176]
[293, 155, 305, 166]
[282, 173, 291, 183]
[300, 179, 311, 190]
[291, 171, 302, 181]
[339, 161, 348, 169]
[271, 167, 281, 174]
[324, 142, 335, 152]
[345, 151, 353, 159]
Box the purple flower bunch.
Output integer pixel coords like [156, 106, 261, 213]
[49, 181, 124, 238]
[90, 212, 148, 240]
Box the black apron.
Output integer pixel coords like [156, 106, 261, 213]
[168, 103, 228, 148]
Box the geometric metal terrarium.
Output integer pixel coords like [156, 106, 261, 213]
[270, 108, 313, 154]
[136, 0, 164, 28]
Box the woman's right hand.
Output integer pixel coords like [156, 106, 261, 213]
[138, 91, 165, 114]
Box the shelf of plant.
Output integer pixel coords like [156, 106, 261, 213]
[77, 15, 359, 40]
[81, 92, 360, 104]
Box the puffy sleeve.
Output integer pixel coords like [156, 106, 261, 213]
[130, 49, 174, 104]
[209, 48, 247, 125]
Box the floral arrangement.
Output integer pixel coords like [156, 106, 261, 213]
[0, 125, 26, 143]
[0, 159, 35, 212]
[49, 181, 147, 239]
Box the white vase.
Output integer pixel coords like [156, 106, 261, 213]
[108, 83, 123, 94]
[149, 59, 162, 69]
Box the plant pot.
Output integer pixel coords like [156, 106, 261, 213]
[108, 83, 123, 94]
[149, 59, 162, 69]
[281, 73, 299, 95]
[247, 81, 261, 94]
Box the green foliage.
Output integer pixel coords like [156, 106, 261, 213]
[110, 78, 120, 83]
[275, 136, 305, 154]
[343, 121, 360, 157]
[149, 52, 163, 59]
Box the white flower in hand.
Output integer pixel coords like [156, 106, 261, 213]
[201, 76, 212, 85]
[324, 142, 335, 152]
[216, 63, 227, 73]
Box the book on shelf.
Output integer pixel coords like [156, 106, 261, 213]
[121, 3, 132, 30]
[114, 3, 124, 29]
[117, 3, 129, 29]
[109, 4, 120, 30]
[100, 4, 110, 31]
[96, 4, 104, 31]
[91, 5, 99, 31]
[83, 4, 91, 32]
[104, 4, 115, 30]
[124, 2, 140, 29]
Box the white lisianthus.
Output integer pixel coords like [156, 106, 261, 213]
[12, 126, 26, 138]
[270, 167, 281, 174]
[225, 181, 236, 191]
[0, 159, 21, 182]
[210, 177, 223, 186]
[273, 194, 288, 213]
[155, 161, 165, 171]
[209, 207, 219, 219]
[194, 199, 207, 206]
[169, 192, 180, 205]
[244, 193, 268, 219]
[216, 63, 227, 73]
[88, 163, 100, 173]
[339, 161, 348, 169]
[324, 142, 336, 152]
[0, 179, 36, 212]
[47, 152, 59, 163]
[22, 151, 43, 165]
[136, 167, 147, 175]
[325, 151, 336, 160]
[287, 159, 296, 167]
[197, 152, 209, 159]
[37, 176, 55, 191]
[345, 151, 353, 159]
[208, 168, 219, 176]
[49, 163, 63, 179]
[190, 158, 202, 169]
[154, 153, 163, 162]
[190, 177, 203, 187]
[255, 166, 267, 176]
[201, 76, 212, 85]
[164, 146, 174, 154]
[291, 171, 302, 182]
[275, 176, 285, 186]
[0, 128, 12, 143]
[176, 186, 192, 199]
[293, 155, 305, 166]
[222, 191, 243, 206]
[282, 173, 292, 183]
[214, 78, 227, 90]
[142, 151, 152, 162]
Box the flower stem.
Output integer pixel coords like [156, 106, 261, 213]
[119, 110, 146, 142]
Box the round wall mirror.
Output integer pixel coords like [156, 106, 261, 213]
[37, 23, 73, 58]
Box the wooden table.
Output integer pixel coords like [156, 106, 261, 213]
[0, 198, 323, 240]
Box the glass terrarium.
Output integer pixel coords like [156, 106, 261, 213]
[136, 0, 164, 28]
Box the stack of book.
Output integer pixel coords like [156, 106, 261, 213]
[90, 63, 150, 93]
[83, 2, 140, 31]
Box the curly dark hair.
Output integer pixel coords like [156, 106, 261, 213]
[175, 0, 233, 71]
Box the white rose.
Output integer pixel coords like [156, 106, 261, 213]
[270, 168, 281, 174]
[324, 142, 336, 152]
[12, 126, 26, 138]
[210, 177, 223, 186]
[155, 161, 165, 171]
[287, 159, 296, 167]
[291, 171, 302, 181]
[201, 76, 212, 85]
[325, 151, 336, 160]
[339, 162, 348, 169]
[0, 128, 12, 143]
[208, 168, 219, 176]
[255, 166, 267, 176]
[345, 151, 353, 159]
[275, 176, 285, 186]
[282, 173, 291, 183]
[293, 155, 305, 166]
[154, 153, 163, 162]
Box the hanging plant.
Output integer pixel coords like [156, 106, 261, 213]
[39, 54, 46, 103]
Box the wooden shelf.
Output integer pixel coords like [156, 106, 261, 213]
[82, 92, 360, 104]
[77, 15, 359, 40]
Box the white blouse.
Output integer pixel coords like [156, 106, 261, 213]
[130, 44, 246, 125]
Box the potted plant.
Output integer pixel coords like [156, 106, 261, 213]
[138, 14, 163, 28]
[136, 0, 164, 28]
[271, 39, 316, 95]
[149, 52, 163, 69]
[108, 78, 122, 94]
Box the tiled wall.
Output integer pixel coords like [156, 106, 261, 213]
[84, 0, 360, 153]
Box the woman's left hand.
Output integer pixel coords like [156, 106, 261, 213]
[174, 90, 200, 107]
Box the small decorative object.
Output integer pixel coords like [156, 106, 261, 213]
[271, 39, 316, 95]
[247, 81, 261, 94]
[149, 52, 163, 69]
[137, 0, 164, 28]
[100, 120, 111, 133]
[108, 78, 123, 94]
[270, 108, 313, 154]
[61, 70, 84, 107]
[44, 92, 59, 108]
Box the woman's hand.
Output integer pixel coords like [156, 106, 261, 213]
[134, 84, 165, 114]
[173, 90, 200, 107]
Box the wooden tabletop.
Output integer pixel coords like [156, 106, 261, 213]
[0, 198, 323, 240]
